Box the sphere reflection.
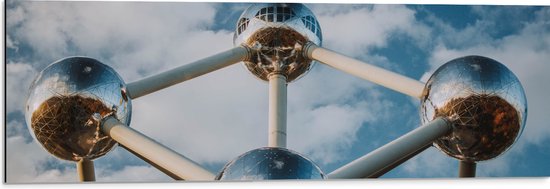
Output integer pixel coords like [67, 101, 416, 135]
[234, 3, 322, 82]
[421, 55, 527, 161]
[25, 57, 131, 161]
[216, 147, 325, 180]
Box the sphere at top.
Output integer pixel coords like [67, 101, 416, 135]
[216, 147, 325, 180]
[25, 57, 132, 162]
[421, 55, 527, 162]
[234, 3, 322, 82]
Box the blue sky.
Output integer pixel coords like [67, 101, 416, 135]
[5, 0, 550, 183]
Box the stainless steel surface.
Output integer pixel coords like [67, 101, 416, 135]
[328, 117, 451, 179]
[216, 147, 325, 180]
[25, 57, 131, 162]
[234, 3, 322, 82]
[421, 55, 527, 162]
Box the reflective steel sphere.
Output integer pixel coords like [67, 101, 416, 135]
[25, 57, 132, 161]
[216, 147, 325, 180]
[234, 3, 322, 82]
[421, 55, 527, 162]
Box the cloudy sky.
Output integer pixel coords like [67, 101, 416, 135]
[5, 0, 550, 183]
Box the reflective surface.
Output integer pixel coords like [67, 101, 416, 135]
[25, 57, 131, 161]
[234, 3, 322, 82]
[421, 56, 527, 161]
[216, 147, 325, 180]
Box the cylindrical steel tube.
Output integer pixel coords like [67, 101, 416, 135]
[268, 74, 287, 148]
[328, 117, 452, 179]
[304, 43, 425, 99]
[77, 159, 95, 182]
[368, 143, 431, 178]
[459, 160, 477, 178]
[101, 117, 215, 180]
[127, 46, 249, 99]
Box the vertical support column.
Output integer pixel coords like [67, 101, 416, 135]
[459, 160, 477, 178]
[77, 159, 95, 182]
[268, 74, 287, 148]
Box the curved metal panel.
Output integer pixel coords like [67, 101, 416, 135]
[25, 57, 132, 161]
[216, 147, 325, 180]
[234, 3, 323, 82]
[421, 55, 527, 161]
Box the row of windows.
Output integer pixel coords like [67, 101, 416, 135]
[237, 18, 250, 35]
[255, 6, 296, 23]
[301, 16, 322, 40]
[236, 7, 322, 40]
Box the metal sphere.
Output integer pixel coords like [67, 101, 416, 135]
[421, 55, 527, 162]
[25, 57, 132, 162]
[234, 3, 322, 82]
[216, 147, 325, 180]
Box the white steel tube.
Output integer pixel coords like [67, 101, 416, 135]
[368, 143, 431, 178]
[304, 43, 425, 99]
[268, 74, 287, 148]
[76, 159, 95, 182]
[101, 117, 215, 180]
[327, 117, 452, 179]
[127, 46, 249, 99]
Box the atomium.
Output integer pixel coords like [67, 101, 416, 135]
[25, 57, 132, 162]
[19, 2, 531, 182]
[234, 3, 322, 82]
[421, 55, 527, 162]
[216, 147, 325, 180]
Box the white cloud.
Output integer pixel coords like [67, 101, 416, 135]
[313, 4, 431, 56]
[7, 1, 218, 78]
[401, 145, 517, 178]
[6, 3, 26, 28]
[97, 165, 170, 182]
[6, 35, 18, 51]
[6, 133, 76, 183]
[31, 169, 78, 183]
[288, 101, 372, 164]
[6, 62, 37, 114]
[401, 147, 456, 177]
[401, 143, 523, 178]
